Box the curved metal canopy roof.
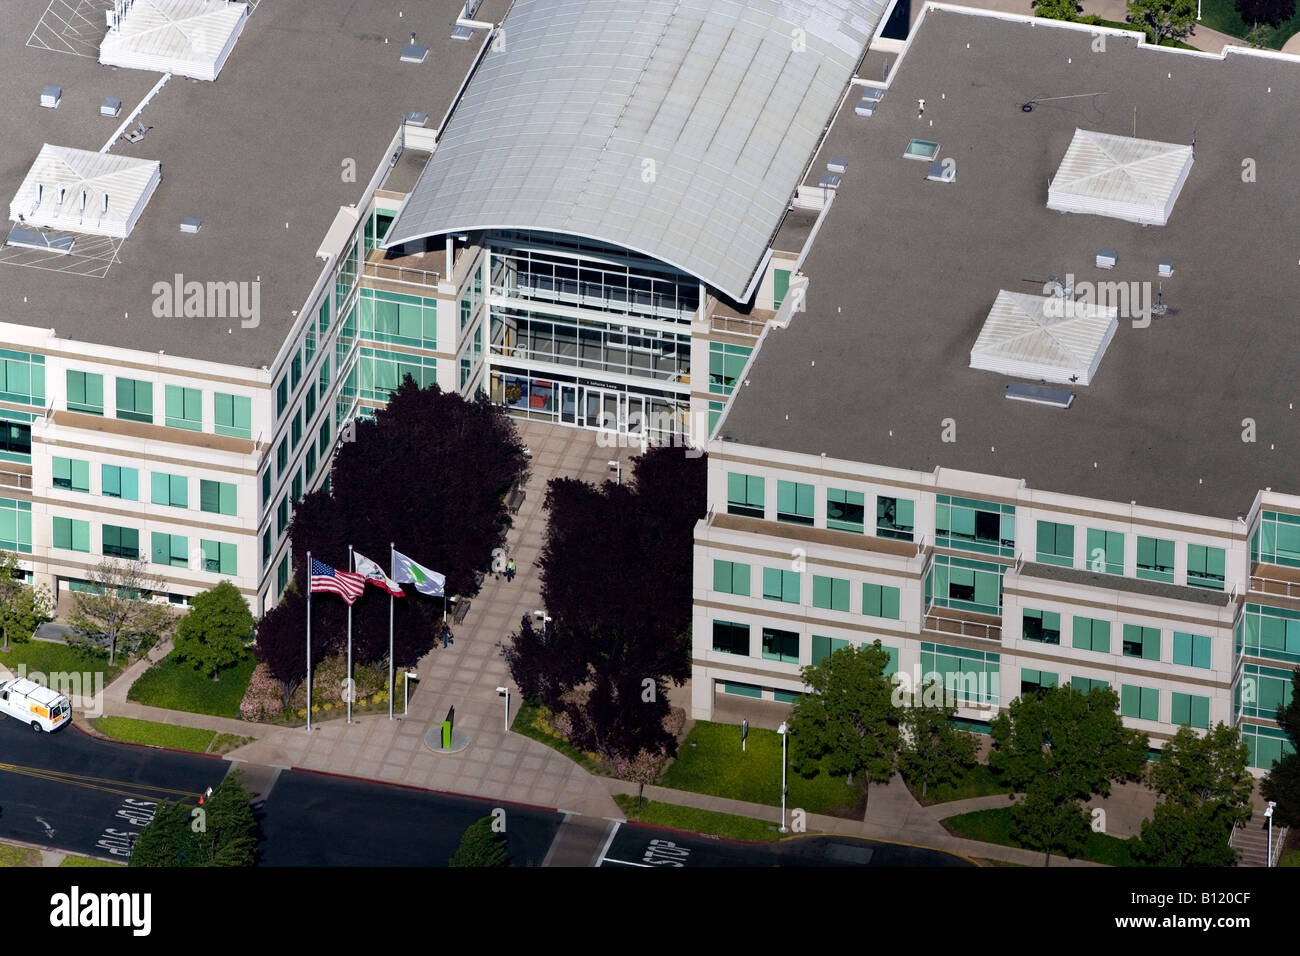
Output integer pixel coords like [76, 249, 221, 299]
[385, 0, 887, 301]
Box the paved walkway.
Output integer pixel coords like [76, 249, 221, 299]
[82, 419, 1146, 866]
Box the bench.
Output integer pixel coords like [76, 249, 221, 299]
[507, 488, 526, 514]
[451, 598, 471, 625]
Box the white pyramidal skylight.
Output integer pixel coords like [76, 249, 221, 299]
[100, 0, 249, 82]
[970, 290, 1118, 387]
[1047, 129, 1193, 227]
[9, 145, 162, 240]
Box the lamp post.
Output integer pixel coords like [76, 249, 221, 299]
[404, 670, 418, 716]
[1197, 0, 1201, 19]
[1266, 801, 1276, 867]
[608, 460, 621, 484]
[496, 686, 510, 732]
[777, 721, 789, 834]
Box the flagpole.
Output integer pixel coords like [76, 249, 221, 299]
[347, 544, 354, 726]
[306, 550, 312, 733]
[388, 541, 395, 722]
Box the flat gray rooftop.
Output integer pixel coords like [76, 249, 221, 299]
[721, 9, 1300, 519]
[0, 0, 495, 367]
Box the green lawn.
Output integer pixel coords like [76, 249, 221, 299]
[1195, 0, 1300, 48]
[1280, 848, 1300, 867]
[0, 843, 41, 867]
[613, 794, 782, 842]
[903, 762, 1014, 806]
[662, 721, 864, 817]
[511, 697, 608, 775]
[127, 650, 256, 719]
[944, 806, 1140, 866]
[59, 855, 121, 867]
[0, 640, 124, 689]
[92, 716, 217, 753]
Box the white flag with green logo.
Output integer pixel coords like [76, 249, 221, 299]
[392, 550, 445, 596]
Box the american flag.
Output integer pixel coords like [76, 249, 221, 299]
[310, 558, 366, 604]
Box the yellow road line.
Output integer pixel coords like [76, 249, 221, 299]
[0, 762, 200, 803]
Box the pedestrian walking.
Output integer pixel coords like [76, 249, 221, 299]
[440, 622, 454, 648]
[506, 558, 516, 582]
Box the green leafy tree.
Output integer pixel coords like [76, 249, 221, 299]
[190, 772, 259, 866]
[1133, 723, 1253, 865]
[788, 641, 901, 804]
[0, 551, 53, 651]
[1127, 0, 1198, 45]
[173, 581, 254, 678]
[449, 815, 510, 867]
[130, 773, 258, 867]
[127, 801, 192, 867]
[1262, 667, 1300, 827]
[1033, 0, 1082, 20]
[1244, 21, 1273, 45]
[990, 684, 1147, 864]
[899, 682, 979, 799]
[67, 558, 176, 665]
[1010, 786, 1091, 864]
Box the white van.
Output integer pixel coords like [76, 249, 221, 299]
[0, 677, 71, 732]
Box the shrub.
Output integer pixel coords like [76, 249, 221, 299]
[238, 663, 283, 722]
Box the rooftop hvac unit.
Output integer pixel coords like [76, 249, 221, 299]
[1096, 248, 1118, 270]
[41, 86, 61, 109]
[101, 97, 123, 117]
[826, 157, 847, 175]
[180, 217, 201, 233]
[1158, 259, 1173, 277]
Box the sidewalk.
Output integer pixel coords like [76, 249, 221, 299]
[605, 776, 1103, 866]
[83, 420, 1132, 865]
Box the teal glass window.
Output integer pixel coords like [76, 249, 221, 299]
[713, 560, 750, 596]
[1036, 520, 1074, 567]
[1122, 624, 1161, 661]
[877, 496, 914, 541]
[1086, 529, 1124, 575]
[1136, 536, 1175, 583]
[1022, 608, 1061, 644]
[776, 480, 814, 526]
[101, 465, 138, 501]
[116, 378, 153, 424]
[214, 393, 252, 439]
[164, 385, 202, 431]
[67, 370, 104, 415]
[826, 488, 864, 533]
[1072, 616, 1111, 653]
[726, 473, 764, 519]
[812, 575, 850, 612]
[862, 583, 901, 620]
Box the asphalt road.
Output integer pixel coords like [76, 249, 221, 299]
[258, 770, 563, 866]
[599, 822, 976, 867]
[1, 719, 973, 867]
[0, 718, 222, 861]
